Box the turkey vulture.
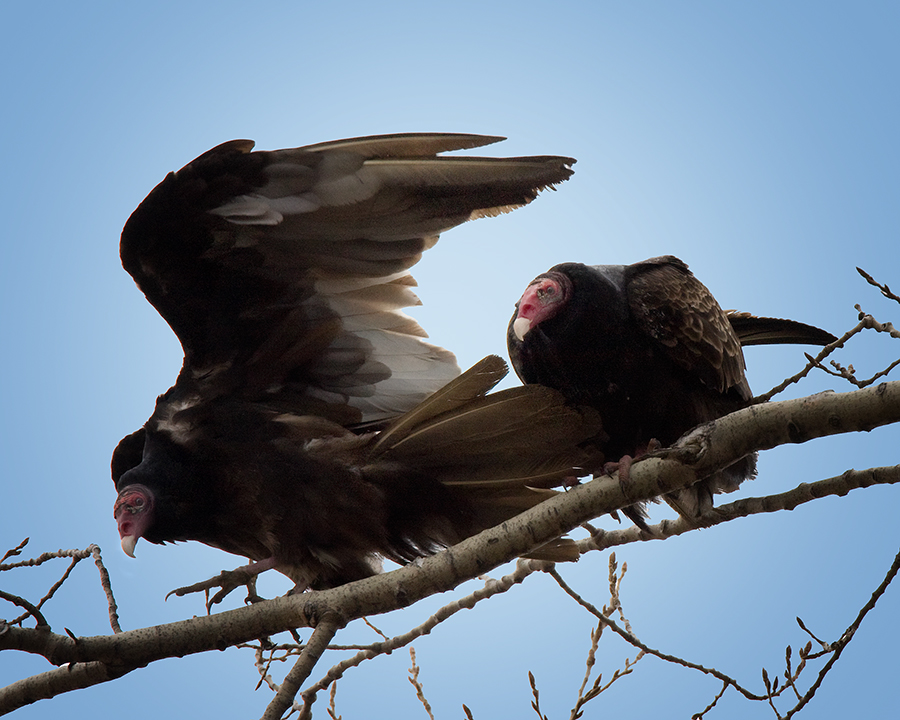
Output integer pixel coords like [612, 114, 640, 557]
[507, 255, 836, 524]
[112, 133, 602, 590]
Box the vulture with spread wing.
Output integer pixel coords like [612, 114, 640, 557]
[112, 133, 602, 590]
[507, 255, 836, 525]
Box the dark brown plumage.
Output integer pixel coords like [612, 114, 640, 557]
[112, 133, 600, 589]
[507, 255, 836, 524]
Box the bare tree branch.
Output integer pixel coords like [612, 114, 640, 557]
[583, 464, 900, 553]
[757, 322, 859, 402]
[547, 568, 768, 701]
[267, 613, 341, 720]
[298, 557, 548, 710]
[781, 545, 900, 719]
[0, 661, 135, 710]
[551, 538, 900, 719]
[757, 302, 900, 402]
[2, 381, 899, 714]
[565, 555, 644, 720]
[819, 354, 900, 389]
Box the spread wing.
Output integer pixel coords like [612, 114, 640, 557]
[625, 256, 750, 399]
[121, 133, 575, 424]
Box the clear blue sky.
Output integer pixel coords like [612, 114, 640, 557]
[2, 2, 898, 718]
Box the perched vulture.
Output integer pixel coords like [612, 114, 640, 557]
[507, 255, 836, 524]
[112, 133, 602, 591]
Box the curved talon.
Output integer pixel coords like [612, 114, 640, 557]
[562, 474, 580, 489]
[603, 454, 634, 481]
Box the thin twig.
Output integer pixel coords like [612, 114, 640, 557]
[762, 667, 782, 719]
[553, 544, 900, 719]
[795, 617, 828, 649]
[547, 568, 768, 701]
[299, 559, 546, 708]
[0, 546, 93, 571]
[90, 546, 122, 634]
[408, 647, 435, 720]
[782, 644, 806, 702]
[756, 324, 857, 402]
[567, 554, 644, 720]
[782, 546, 900, 719]
[573, 620, 603, 710]
[806, 353, 900, 388]
[327, 681, 341, 720]
[0, 590, 49, 629]
[528, 671, 549, 720]
[1, 539, 29, 564]
[758, 289, 900, 403]
[854, 307, 900, 339]
[14, 556, 83, 625]
[830, 355, 900, 388]
[362, 617, 389, 641]
[254, 645, 281, 692]
[857, 267, 900, 304]
[692, 681, 728, 719]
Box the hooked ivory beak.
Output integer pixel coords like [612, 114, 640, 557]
[121, 534, 138, 558]
[513, 316, 532, 341]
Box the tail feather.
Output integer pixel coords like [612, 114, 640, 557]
[461, 488, 581, 562]
[525, 538, 581, 562]
[441, 468, 586, 491]
[381, 380, 602, 486]
[459, 486, 561, 527]
[371, 355, 603, 559]
[727, 312, 836, 347]
[383, 383, 599, 459]
[371, 354, 507, 452]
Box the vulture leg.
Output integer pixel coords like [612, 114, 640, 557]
[601, 439, 663, 534]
